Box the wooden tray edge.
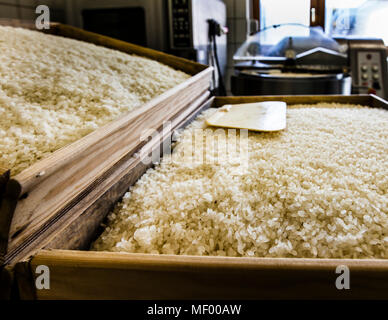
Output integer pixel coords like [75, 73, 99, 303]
[32, 249, 388, 272]
[12, 67, 212, 194]
[51, 23, 208, 75]
[3, 90, 211, 266]
[12, 94, 388, 300]
[213, 94, 388, 108]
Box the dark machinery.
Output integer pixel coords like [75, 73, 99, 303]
[231, 24, 387, 99]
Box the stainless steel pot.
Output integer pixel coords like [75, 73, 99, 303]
[231, 71, 352, 96]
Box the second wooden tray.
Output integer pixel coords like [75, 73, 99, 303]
[0, 22, 212, 267]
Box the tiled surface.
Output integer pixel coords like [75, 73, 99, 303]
[20, 6, 36, 20]
[0, 0, 18, 5]
[225, 0, 249, 94]
[0, 4, 18, 18]
[19, 0, 38, 6]
[0, 0, 65, 22]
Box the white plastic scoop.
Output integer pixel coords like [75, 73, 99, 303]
[206, 101, 287, 132]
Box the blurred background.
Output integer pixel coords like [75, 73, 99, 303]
[0, 0, 387, 96]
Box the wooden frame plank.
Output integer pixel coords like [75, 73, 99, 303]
[0, 167, 10, 207]
[0, 177, 16, 261]
[3, 77, 210, 264]
[17, 94, 388, 300]
[370, 94, 388, 109]
[212, 94, 380, 108]
[0, 167, 10, 206]
[49, 23, 206, 76]
[252, 0, 260, 22]
[8, 92, 211, 261]
[44, 95, 213, 252]
[310, 0, 326, 28]
[0, 21, 207, 75]
[0, 265, 15, 300]
[26, 249, 388, 300]
[0, 22, 212, 265]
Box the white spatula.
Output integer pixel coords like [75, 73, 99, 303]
[206, 101, 287, 132]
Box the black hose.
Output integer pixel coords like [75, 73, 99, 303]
[212, 34, 227, 96]
[208, 19, 227, 96]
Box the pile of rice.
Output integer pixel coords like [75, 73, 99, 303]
[93, 104, 388, 259]
[0, 26, 190, 175]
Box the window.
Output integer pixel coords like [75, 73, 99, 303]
[257, 0, 311, 45]
[253, 0, 388, 44]
[259, 0, 311, 30]
[325, 0, 388, 44]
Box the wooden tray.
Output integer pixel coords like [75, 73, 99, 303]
[10, 94, 388, 300]
[0, 22, 212, 266]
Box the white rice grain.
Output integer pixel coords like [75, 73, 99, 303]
[92, 104, 388, 259]
[0, 26, 190, 175]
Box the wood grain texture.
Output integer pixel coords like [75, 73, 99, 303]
[370, 94, 388, 109]
[310, 0, 326, 28]
[0, 23, 212, 265]
[15, 94, 388, 300]
[13, 261, 35, 300]
[4, 92, 210, 266]
[44, 94, 213, 252]
[6, 74, 209, 254]
[0, 265, 15, 300]
[3, 87, 210, 266]
[27, 250, 388, 300]
[0, 170, 14, 260]
[50, 23, 207, 76]
[0, 167, 10, 207]
[212, 94, 385, 108]
[0, 167, 10, 204]
[0, 21, 205, 75]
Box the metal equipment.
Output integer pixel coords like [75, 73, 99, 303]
[347, 38, 387, 98]
[231, 24, 387, 99]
